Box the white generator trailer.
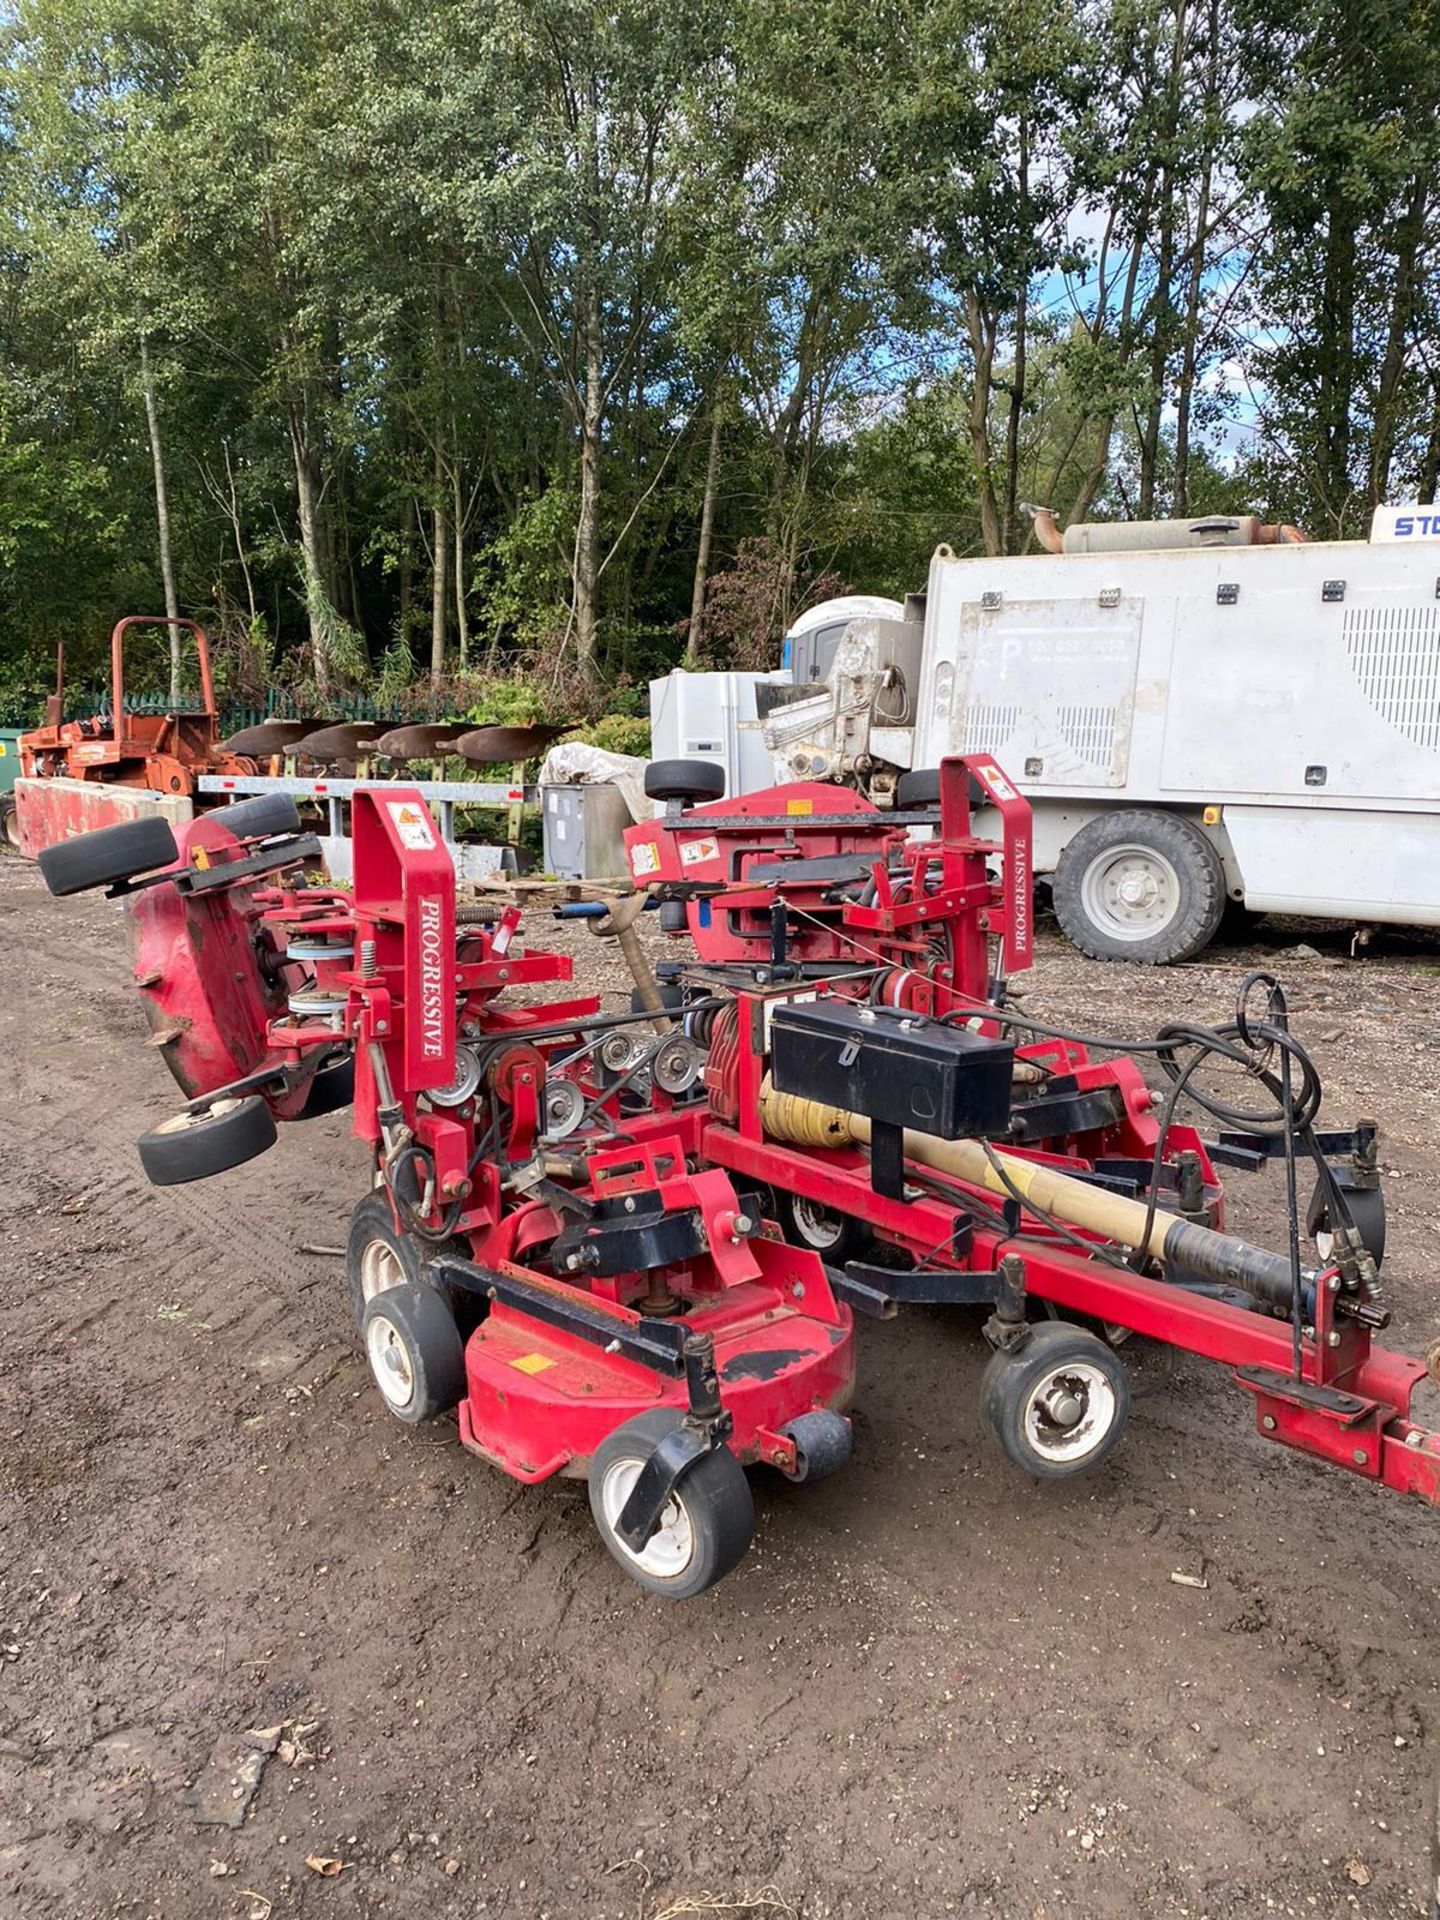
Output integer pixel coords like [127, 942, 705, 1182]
[762, 505, 1440, 963]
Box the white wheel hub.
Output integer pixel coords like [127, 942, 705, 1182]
[599, 1458, 696, 1580]
[366, 1314, 416, 1413]
[793, 1197, 844, 1250]
[1081, 844, 1181, 941]
[1022, 1361, 1117, 1466]
[358, 1236, 405, 1307]
[154, 1097, 244, 1135]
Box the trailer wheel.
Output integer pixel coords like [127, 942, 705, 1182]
[982, 1323, 1130, 1478]
[774, 1191, 870, 1264]
[137, 1095, 278, 1185]
[644, 759, 725, 805]
[361, 1283, 466, 1423]
[589, 1410, 754, 1599]
[0, 796, 19, 851]
[37, 815, 180, 897]
[1052, 811, 1224, 964]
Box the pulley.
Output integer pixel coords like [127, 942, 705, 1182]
[650, 1033, 702, 1095]
[542, 1077, 586, 1140]
[428, 1046, 484, 1109]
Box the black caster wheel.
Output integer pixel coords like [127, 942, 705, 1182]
[360, 1282, 466, 1424]
[982, 1322, 1130, 1478]
[137, 1095, 277, 1185]
[588, 1411, 754, 1600]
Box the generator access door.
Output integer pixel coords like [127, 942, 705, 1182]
[946, 596, 1143, 789]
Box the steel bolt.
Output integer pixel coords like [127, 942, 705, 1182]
[1262, 1414, 1277, 1431]
[1326, 1331, 1342, 1348]
[1352, 1448, 1368, 1466]
[1404, 1430, 1423, 1449]
[1327, 1273, 1341, 1292]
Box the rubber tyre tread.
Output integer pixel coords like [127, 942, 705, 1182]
[0, 796, 19, 851]
[345, 1189, 468, 1333]
[296, 1055, 355, 1118]
[981, 1322, 1130, 1480]
[138, 1095, 277, 1185]
[361, 1282, 466, 1423]
[644, 758, 725, 804]
[588, 1409, 754, 1600]
[38, 815, 179, 896]
[895, 767, 941, 809]
[215, 792, 302, 839]
[1051, 809, 1224, 965]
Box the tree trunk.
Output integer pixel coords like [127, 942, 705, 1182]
[1174, 0, 1220, 515]
[685, 401, 724, 664]
[431, 443, 449, 689]
[452, 462, 470, 671]
[1369, 175, 1429, 505]
[288, 399, 331, 700]
[574, 277, 603, 676]
[139, 334, 182, 702]
[964, 294, 1003, 555]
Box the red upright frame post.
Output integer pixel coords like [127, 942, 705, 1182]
[350, 789, 457, 1119]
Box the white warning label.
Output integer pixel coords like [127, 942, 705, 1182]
[387, 800, 436, 851]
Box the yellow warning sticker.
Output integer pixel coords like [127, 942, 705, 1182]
[786, 798, 814, 816]
[510, 1352, 556, 1375]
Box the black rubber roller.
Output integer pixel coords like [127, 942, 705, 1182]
[778, 1410, 853, 1484]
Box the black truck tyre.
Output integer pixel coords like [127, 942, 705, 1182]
[644, 759, 725, 804]
[1052, 810, 1225, 965]
[137, 1095, 278, 1185]
[37, 815, 180, 897]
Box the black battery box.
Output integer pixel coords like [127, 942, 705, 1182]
[769, 999, 1014, 1142]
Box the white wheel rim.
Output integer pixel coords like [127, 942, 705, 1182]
[1080, 844, 1181, 942]
[1021, 1360, 1117, 1466]
[793, 1196, 844, 1250]
[154, 1097, 244, 1135]
[599, 1458, 696, 1580]
[366, 1313, 416, 1413]
[358, 1236, 405, 1307]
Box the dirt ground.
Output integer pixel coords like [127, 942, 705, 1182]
[2, 852, 1438, 1920]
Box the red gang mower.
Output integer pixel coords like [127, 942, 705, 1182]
[38, 790, 854, 1599]
[39, 753, 1440, 1603]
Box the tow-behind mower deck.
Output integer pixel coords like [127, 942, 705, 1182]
[37, 755, 1440, 1602]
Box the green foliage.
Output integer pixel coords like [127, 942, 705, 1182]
[575, 714, 652, 757]
[1, 0, 1436, 706]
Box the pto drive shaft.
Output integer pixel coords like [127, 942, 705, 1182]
[757, 1079, 1300, 1306]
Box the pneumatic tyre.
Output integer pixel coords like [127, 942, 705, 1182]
[0, 795, 19, 851]
[644, 758, 725, 805]
[1052, 810, 1224, 964]
[774, 1189, 870, 1265]
[896, 767, 941, 810]
[345, 1189, 470, 1333]
[137, 1095, 278, 1185]
[37, 815, 180, 896]
[361, 1283, 466, 1424]
[982, 1322, 1130, 1479]
[588, 1410, 754, 1599]
[215, 792, 303, 839]
[295, 1054, 355, 1118]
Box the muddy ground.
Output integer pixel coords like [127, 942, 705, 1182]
[1, 853, 1438, 1920]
